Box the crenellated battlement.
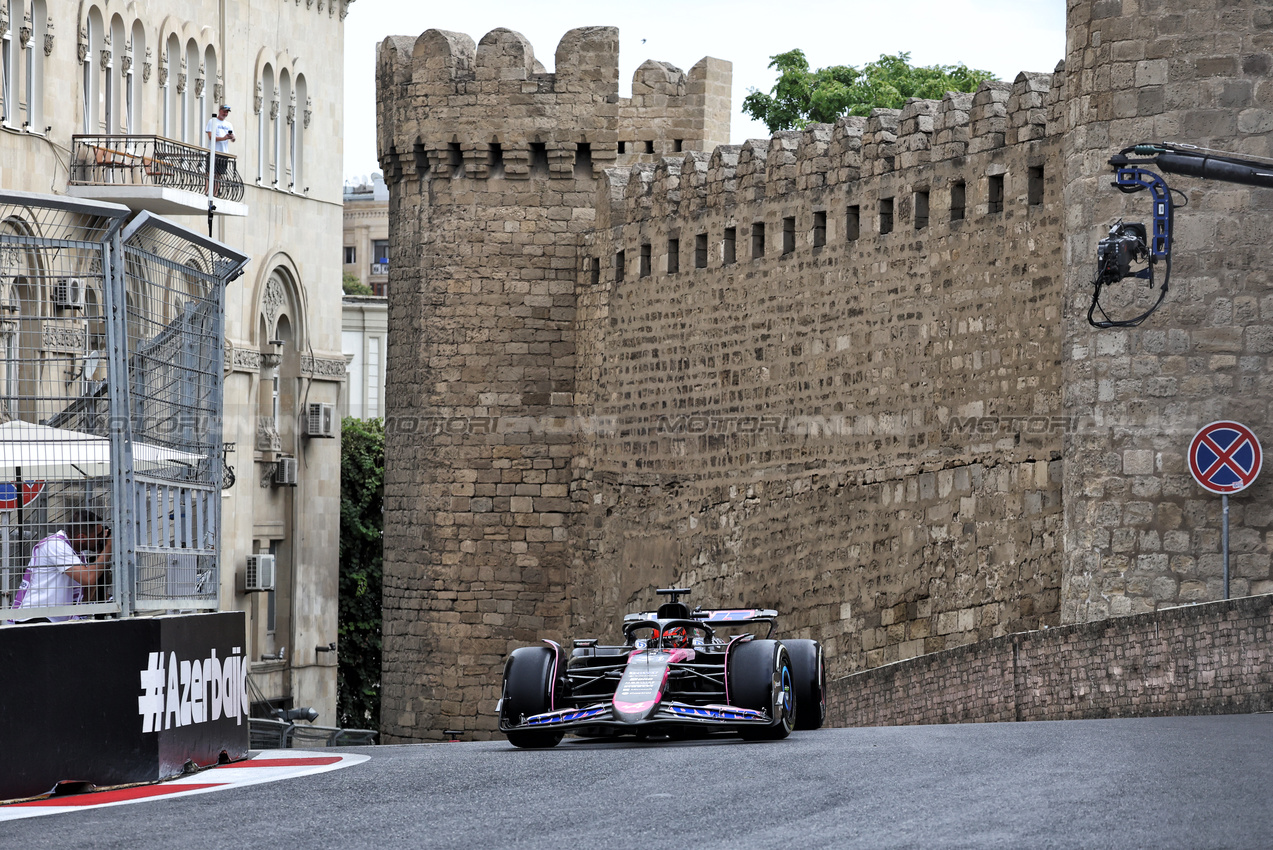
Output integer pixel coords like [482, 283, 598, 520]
[596, 68, 1065, 232]
[376, 27, 731, 181]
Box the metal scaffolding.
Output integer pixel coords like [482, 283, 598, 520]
[0, 190, 247, 622]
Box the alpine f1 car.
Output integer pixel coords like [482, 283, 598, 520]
[497, 588, 826, 748]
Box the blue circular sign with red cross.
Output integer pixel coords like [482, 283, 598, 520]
[0, 480, 44, 511]
[1189, 421, 1262, 495]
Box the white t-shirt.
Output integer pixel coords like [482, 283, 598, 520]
[11, 531, 86, 621]
[205, 116, 234, 153]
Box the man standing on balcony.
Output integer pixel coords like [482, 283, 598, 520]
[205, 105, 236, 194]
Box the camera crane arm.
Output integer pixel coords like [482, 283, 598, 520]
[1090, 143, 1273, 328]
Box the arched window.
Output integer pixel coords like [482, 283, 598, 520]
[83, 7, 105, 132]
[257, 63, 274, 183]
[127, 19, 144, 133]
[182, 38, 198, 142]
[106, 14, 125, 133]
[276, 69, 290, 188]
[202, 45, 216, 150]
[22, 0, 47, 131]
[1, 215, 43, 422]
[293, 74, 306, 192]
[163, 33, 179, 137]
[1, 0, 43, 129]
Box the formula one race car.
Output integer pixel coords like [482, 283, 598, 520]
[497, 588, 826, 748]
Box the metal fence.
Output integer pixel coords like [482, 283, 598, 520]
[0, 190, 247, 622]
[70, 135, 246, 203]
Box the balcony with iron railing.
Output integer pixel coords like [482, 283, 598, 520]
[67, 135, 249, 218]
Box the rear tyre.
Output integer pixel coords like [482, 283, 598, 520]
[782, 639, 826, 730]
[728, 640, 795, 741]
[500, 646, 564, 749]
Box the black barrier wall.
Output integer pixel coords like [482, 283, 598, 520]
[0, 612, 249, 801]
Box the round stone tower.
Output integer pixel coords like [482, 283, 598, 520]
[375, 26, 731, 741]
[1061, 0, 1273, 621]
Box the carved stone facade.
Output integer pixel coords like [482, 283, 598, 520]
[0, 0, 349, 725]
[377, 1, 1273, 743]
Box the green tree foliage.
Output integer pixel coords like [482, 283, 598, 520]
[337, 416, 384, 729]
[343, 272, 373, 296]
[742, 50, 996, 134]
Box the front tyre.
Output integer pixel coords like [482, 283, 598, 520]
[782, 639, 826, 730]
[728, 640, 795, 741]
[500, 646, 564, 749]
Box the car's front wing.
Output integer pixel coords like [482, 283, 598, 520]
[499, 700, 773, 733]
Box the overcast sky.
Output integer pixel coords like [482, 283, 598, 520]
[342, 0, 1066, 180]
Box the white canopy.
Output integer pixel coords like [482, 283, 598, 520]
[0, 421, 204, 480]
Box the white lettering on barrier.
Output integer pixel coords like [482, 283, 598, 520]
[137, 646, 248, 733]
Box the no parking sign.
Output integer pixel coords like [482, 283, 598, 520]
[1189, 421, 1262, 494]
[1188, 420, 1261, 600]
[0, 480, 44, 510]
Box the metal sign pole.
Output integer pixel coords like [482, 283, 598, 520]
[1222, 494, 1230, 600]
[1189, 421, 1260, 604]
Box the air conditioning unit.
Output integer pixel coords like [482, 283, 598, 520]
[53, 277, 84, 310]
[273, 456, 298, 486]
[245, 554, 276, 592]
[305, 402, 336, 438]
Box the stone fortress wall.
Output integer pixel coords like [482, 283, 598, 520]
[377, 0, 1273, 741]
[572, 71, 1069, 671]
[375, 27, 732, 741]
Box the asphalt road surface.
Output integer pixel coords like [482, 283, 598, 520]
[5, 715, 1272, 849]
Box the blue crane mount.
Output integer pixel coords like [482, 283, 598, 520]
[1091, 143, 1273, 329]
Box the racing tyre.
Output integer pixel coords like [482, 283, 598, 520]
[781, 639, 826, 730]
[728, 640, 795, 741]
[500, 646, 564, 749]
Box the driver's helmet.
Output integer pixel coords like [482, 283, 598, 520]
[662, 626, 691, 648]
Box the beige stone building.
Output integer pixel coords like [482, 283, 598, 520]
[0, 0, 351, 721]
[341, 174, 387, 419]
[342, 173, 388, 295]
[341, 294, 386, 420]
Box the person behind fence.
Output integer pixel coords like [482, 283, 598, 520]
[10, 510, 113, 622]
[204, 105, 235, 188]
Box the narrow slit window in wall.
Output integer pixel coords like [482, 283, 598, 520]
[752, 223, 765, 259]
[1028, 166, 1044, 206]
[723, 227, 736, 265]
[846, 205, 860, 241]
[574, 142, 592, 177]
[782, 217, 795, 254]
[914, 190, 929, 230]
[813, 211, 827, 247]
[879, 198, 894, 235]
[449, 142, 463, 177]
[590, 257, 600, 286]
[640, 243, 651, 277]
[530, 142, 549, 174]
[951, 181, 966, 222]
[695, 234, 707, 268]
[615, 250, 625, 283]
[988, 174, 1004, 214]
[667, 238, 679, 275]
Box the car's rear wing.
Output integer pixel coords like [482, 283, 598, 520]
[623, 608, 778, 624]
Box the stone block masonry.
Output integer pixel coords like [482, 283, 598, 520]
[828, 593, 1273, 726]
[575, 75, 1069, 678]
[376, 27, 731, 742]
[378, 0, 1273, 740]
